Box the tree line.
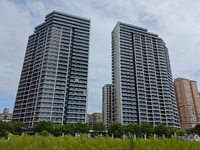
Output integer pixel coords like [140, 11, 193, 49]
[109, 122, 187, 138]
[3, 121, 200, 138]
[0, 122, 28, 137]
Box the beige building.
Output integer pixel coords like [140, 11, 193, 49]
[174, 78, 200, 129]
[0, 108, 12, 122]
[89, 113, 102, 122]
[87, 113, 102, 128]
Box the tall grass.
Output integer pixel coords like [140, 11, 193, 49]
[0, 134, 200, 150]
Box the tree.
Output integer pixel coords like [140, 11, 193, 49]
[124, 123, 135, 135]
[155, 124, 170, 137]
[71, 122, 90, 134]
[93, 122, 106, 133]
[0, 129, 9, 138]
[52, 124, 73, 136]
[60, 124, 73, 135]
[177, 129, 187, 136]
[108, 122, 124, 138]
[192, 123, 200, 135]
[53, 125, 62, 136]
[133, 124, 142, 137]
[33, 121, 54, 134]
[169, 127, 178, 137]
[13, 122, 28, 135]
[189, 127, 195, 134]
[141, 122, 155, 137]
[0, 122, 14, 137]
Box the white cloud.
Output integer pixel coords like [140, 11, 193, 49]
[26, 1, 47, 17]
[1, 0, 200, 114]
[0, 0, 33, 95]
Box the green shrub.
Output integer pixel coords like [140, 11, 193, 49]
[40, 130, 50, 136]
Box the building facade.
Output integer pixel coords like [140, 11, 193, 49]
[87, 113, 102, 128]
[111, 22, 180, 128]
[0, 108, 12, 122]
[102, 84, 113, 126]
[88, 113, 102, 122]
[174, 78, 200, 129]
[12, 11, 90, 126]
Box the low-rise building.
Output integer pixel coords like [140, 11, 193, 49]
[186, 134, 200, 142]
[87, 113, 102, 129]
[0, 108, 12, 122]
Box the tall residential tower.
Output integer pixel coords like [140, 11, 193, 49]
[111, 22, 179, 128]
[174, 78, 200, 129]
[12, 11, 90, 126]
[102, 84, 113, 126]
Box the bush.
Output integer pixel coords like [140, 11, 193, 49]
[40, 130, 50, 136]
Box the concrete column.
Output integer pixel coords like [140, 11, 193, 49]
[75, 133, 80, 138]
[134, 134, 136, 140]
[174, 132, 177, 137]
[144, 134, 146, 140]
[7, 133, 11, 140]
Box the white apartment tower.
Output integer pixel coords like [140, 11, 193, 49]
[111, 22, 180, 128]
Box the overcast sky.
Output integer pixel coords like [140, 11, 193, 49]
[1, 0, 200, 114]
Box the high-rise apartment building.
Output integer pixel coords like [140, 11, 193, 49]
[102, 84, 113, 126]
[111, 22, 179, 128]
[12, 11, 90, 126]
[174, 78, 200, 129]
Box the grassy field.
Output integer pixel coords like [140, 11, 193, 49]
[0, 134, 200, 150]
